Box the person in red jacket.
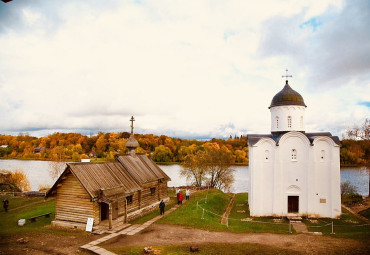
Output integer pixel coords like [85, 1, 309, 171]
[178, 191, 183, 205]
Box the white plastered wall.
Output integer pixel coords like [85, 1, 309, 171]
[249, 132, 341, 218]
[270, 106, 306, 133]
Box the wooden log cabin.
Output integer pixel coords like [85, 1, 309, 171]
[46, 134, 170, 230]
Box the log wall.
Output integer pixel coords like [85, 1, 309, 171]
[55, 172, 94, 224]
[126, 191, 140, 214]
[141, 181, 161, 208]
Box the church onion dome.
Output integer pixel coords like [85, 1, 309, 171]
[269, 80, 307, 108]
[126, 134, 139, 149]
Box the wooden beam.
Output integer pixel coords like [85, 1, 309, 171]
[125, 199, 128, 224]
[139, 190, 142, 209]
[108, 203, 112, 230]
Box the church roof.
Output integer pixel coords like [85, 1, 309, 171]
[247, 132, 341, 147]
[46, 161, 142, 199]
[269, 80, 307, 108]
[46, 154, 171, 199]
[116, 154, 171, 184]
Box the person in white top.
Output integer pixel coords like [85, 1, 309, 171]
[185, 189, 190, 200]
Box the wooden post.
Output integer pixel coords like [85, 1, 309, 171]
[125, 198, 128, 224]
[139, 190, 142, 209]
[108, 203, 112, 230]
[331, 221, 334, 235]
[158, 181, 161, 201]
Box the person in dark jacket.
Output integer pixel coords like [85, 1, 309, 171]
[3, 197, 9, 212]
[159, 200, 165, 215]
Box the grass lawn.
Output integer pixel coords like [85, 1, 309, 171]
[227, 193, 292, 234]
[358, 207, 370, 220]
[303, 207, 370, 240]
[157, 189, 232, 232]
[0, 197, 55, 236]
[104, 243, 296, 255]
[130, 196, 177, 225]
[0, 196, 88, 237]
[0, 195, 44, 212]
[157, 190, 291, 234]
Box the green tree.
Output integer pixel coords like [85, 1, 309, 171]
[152, 145, 174, 162]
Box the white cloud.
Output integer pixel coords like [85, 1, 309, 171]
[0, 0, 368, 139]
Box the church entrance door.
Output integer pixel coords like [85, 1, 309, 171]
[288, 196, 299, 213]
[100, 202, 109, 221]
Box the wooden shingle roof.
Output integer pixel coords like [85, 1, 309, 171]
[46, 161, 141, 199]
[116, 154, 171, 184]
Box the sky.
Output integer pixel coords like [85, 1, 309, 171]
[0, 0, 369, 139]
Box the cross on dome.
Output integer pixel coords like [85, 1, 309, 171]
[282, 68, 292, 81]
[130, 116, 135, 134]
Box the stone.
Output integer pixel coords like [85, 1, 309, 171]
[241, 218, 253, 222]
[144, 246, 153, 254]
[16, 238, 29, 244]
[190, 246, 199, 252]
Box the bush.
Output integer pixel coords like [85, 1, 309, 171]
[341, 181, 358, 196]
[342, 193, 363, 206]
[341, 181, 363, 206]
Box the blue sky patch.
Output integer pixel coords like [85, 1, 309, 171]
[300, 17, 323, 31]
[358, 101, 370, 107]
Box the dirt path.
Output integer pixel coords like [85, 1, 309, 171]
[221, 193, 235, 225]
[0, 231, 96, 255]
[103, 224, 369, 254]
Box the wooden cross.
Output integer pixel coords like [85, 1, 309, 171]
[130, 116, 135, 134]
[282, 68, 292, 81]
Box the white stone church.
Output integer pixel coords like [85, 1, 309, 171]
[247, 79, 341, 218]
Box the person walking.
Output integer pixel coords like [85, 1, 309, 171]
[177, 189, 180, 205]
[186, 189, 190, 200]
[178, 191, 183, 205]
[159, 200, 165, 215]
[3, 197, 9, 212]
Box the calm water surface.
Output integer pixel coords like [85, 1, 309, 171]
[0, 159, 368, 195]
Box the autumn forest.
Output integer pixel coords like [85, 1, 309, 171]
[0, 131, 368, 167]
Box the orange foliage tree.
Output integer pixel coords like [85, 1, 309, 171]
[0, 169, 31, 191]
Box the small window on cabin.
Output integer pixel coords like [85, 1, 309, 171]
[300, 116, 303, 128]
[150, 187, 156, 196]
[265, 150, 269, 161]
[126, 195, 133, 205]
[291, 149, 297, 161]
[320, 150, 325, 161]
[275, 117, 279, 129]
[287, 116, 292, 128]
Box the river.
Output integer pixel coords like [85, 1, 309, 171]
[0, 159, 368, 195]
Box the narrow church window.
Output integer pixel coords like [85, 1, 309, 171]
[321, 150, 325, 161]
[265, 150, 269, 161]
[126, 195, 133, 205]
[291, 149, 297, 161]
[288, 116, 292, 128]
[150, 187, 156, 196]
[300, 116, 303, 128]
[275, 117, 279, 128]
